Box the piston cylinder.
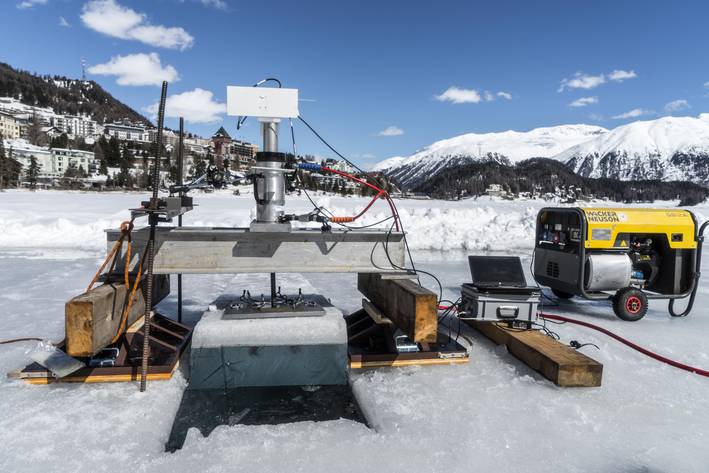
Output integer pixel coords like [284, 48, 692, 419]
[584, 253, 632, 291]
[253, 151, 286, 223]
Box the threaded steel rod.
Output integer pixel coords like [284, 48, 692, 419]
[140, 80, 168, 392]
[177, 117, 184, 324]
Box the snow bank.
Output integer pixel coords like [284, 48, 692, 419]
[2, 190, 704, 255]
[0, 191, 541, 253]
[396, 204, 538, 251]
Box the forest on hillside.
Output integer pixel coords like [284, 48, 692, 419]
[412, 158, 709, 205]
[0, 62, 151, 126]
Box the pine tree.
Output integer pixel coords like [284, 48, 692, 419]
[99, 157, 108, 176]
[168, 164, 178, 184]
[26, 156, 39, 190]
[0, 132, 4, 189]
[116, 146, 134, 188]
[27, 112, 43, 146]
[0, 133, 21, 189]
[50, 133, 69, 149]
[192, 157, 207, 178]
[120, 145, 134, 168]
[106, 136, 121, 167]
[63, 161, 82, 179]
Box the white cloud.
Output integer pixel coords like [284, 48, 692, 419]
[664, 99, 691, 113]
[81, 0, 194, 50]
[705, 81, 709, 89]
[589, 113, 604, 121]
[377, 126, 404, 137]
[435, 86, 513, 104]
[435, 86, 482, 104]
[611, 108, 654, 120]
[558, 72, 606, 92]
[88, 53, 179, 86]
[128, 25, 194, 50]
[559, 69, 638, 92]
[144, 88, 226, 123]
[569, 96, 598, 108]
[201, 0, 228, 9]
[59, 16, 70, 27]
[16, 0, 48, 9]
[608, 69, 637, 82]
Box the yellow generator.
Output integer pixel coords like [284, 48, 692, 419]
[533, 207, 707, 321]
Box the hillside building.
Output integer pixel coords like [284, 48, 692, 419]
[209, 127, 258, 169]
[51, 115, 99, 138]
[229, 140, 258, 168]
[104, 123, 148, 142]
[211, 127, 232, 158]
[4, 138, 96, 178]
[0, 111, 22, 139]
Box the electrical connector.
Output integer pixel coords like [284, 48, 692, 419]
[298, 162, 322, 171]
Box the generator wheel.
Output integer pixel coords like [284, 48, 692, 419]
[613, 287, 648, 321]
[552, 289, 574, 299]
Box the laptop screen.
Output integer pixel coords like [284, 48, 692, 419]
[468, 256, 527, 287]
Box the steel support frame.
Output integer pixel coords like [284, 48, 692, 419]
[107, 226, 407, 274]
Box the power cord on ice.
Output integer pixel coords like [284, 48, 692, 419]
[569, 340, 600, 350]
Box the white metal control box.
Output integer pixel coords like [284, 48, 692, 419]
[226, 86, 299, 119]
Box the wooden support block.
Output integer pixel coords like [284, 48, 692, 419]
[65, 275, 170, 357]
[474, 322, 603, 387]
[11, 313, 191, 384]
[358, 273, 437, 343]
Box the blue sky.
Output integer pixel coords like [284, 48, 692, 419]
[2, 0, 709, 167]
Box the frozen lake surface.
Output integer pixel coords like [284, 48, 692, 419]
[1, 189, 708, 472]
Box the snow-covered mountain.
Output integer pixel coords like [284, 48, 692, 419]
[555, 114, 709, 184]
[375, 115, 709, 189]
[374, 124, 607, 189]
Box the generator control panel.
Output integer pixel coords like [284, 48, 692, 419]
[537, 210, 582, 252]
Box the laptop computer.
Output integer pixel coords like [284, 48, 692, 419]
[468, 256, 532, 291]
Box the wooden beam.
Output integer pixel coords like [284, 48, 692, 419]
[350, 356, 468, 369]
[357, 273, 437, 343]
[473, 322, 603, 387]
[65, 275, 170, 357]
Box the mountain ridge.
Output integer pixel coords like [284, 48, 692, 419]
[376, 116, 709, 189]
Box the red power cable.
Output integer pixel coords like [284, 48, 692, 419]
[539, 312, 709, 378]
[321, 166, 400, 231]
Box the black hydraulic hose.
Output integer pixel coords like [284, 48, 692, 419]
[669, 220, 709, 317]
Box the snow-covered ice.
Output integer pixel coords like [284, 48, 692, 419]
[1, 189, 708, 472]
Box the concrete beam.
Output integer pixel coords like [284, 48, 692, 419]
[107, 227, 406, 274]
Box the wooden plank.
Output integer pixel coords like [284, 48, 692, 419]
[473, 322, 603, 387]
[349, 346, 469, 369]
[350, 357, 468, 369]
[65, 275, 170, 357]
[16, 367, 178, 384]
[357, 273, 437, 343]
